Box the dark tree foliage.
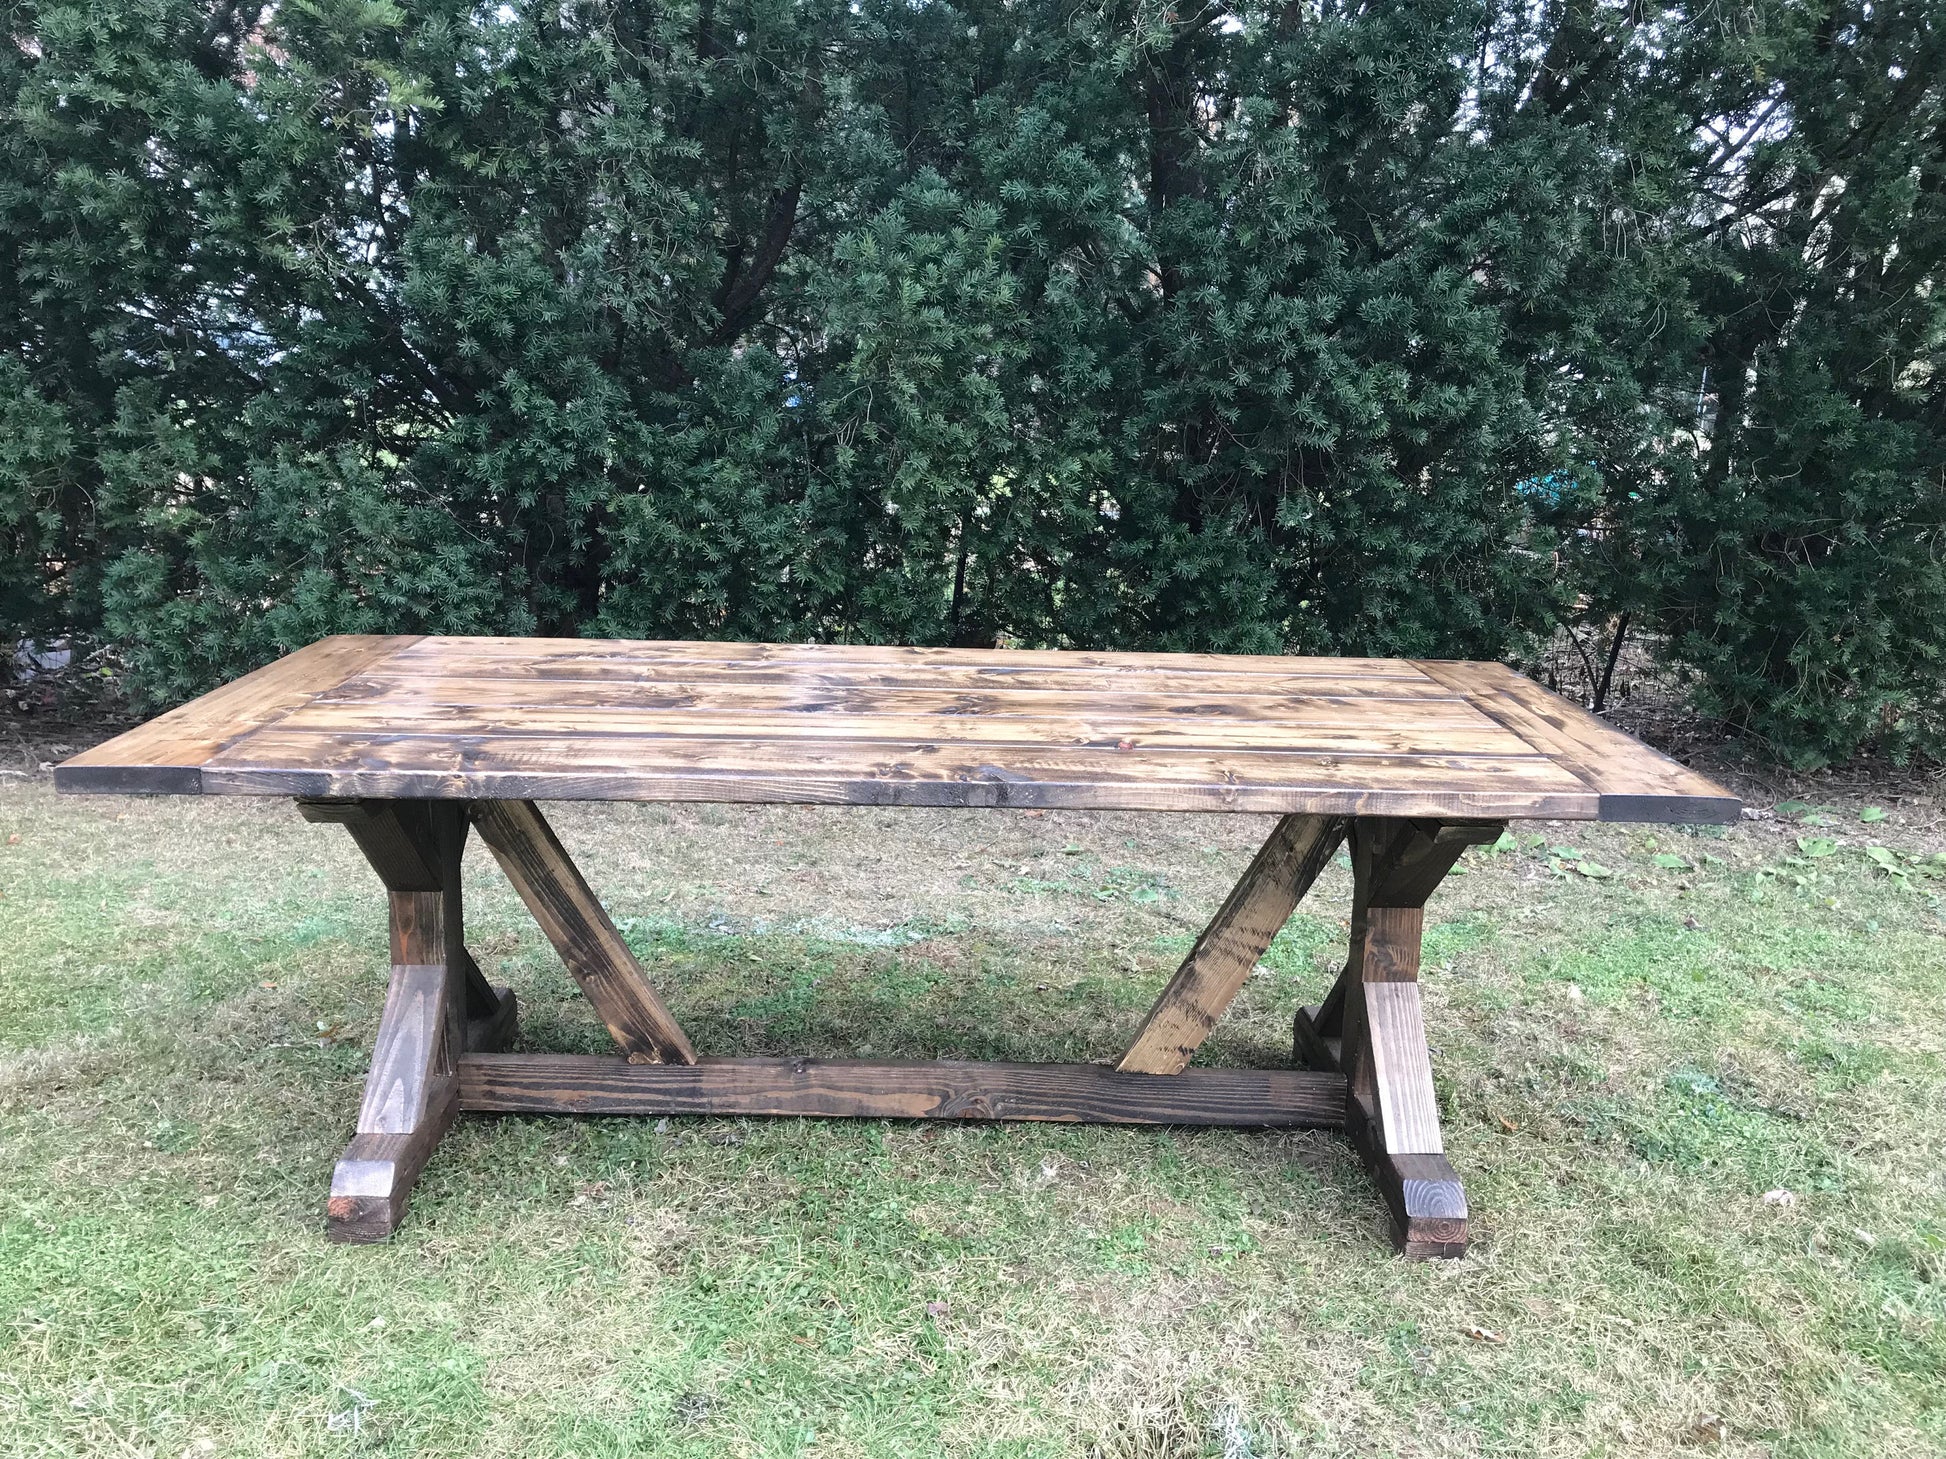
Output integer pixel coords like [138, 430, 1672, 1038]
[3, 0, 1942, 764]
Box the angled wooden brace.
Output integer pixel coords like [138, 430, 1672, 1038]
[470, 799, 696, 1066]
[1293, 817, 1503, 1258]
[1117, 815, 1347, 1074]
[295, 798, 518, 1242]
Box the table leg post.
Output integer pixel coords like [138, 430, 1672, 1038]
[1294, 817, 1501, 1258]
[299, 799, 516, 1240]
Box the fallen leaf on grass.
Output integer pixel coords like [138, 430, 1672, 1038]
[924, 1301, 950, 1319]
[1496, 1114, 1518, 1134]
[1864, 844, 1906, 879]
[1460, 1325, 1505, 1344]
[1682, 1414, 1728, 1446]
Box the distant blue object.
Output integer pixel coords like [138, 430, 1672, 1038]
[1515, 472, 1578, 504]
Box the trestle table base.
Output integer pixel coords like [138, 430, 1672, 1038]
[306, 798, 1498, 1257]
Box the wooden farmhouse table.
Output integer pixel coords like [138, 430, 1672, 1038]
[58, 635, 1738, 1256]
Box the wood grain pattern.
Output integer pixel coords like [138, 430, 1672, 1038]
[458, 1054, 1348, 1126]
[1346, 1099, 1471, 1260]
[330, 665, 1460, 699]
[470, 799, 697, 1065]
[1360, 980, 1442, 1154]
[1116, 815, 1345, 1074]
[58, 636, 1739, 823]
[357, 960, 455, 1135]
[1361, 906, 1426, 983]
[327, 1124, 455, 1244]
[55, 635, 417, 793]
[200, 732, 1599, 817]
[390, 635, 1424, 678]
[279, 698, 1531, 757]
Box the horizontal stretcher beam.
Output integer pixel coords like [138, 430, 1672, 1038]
[459, 1054, 1348, 1127]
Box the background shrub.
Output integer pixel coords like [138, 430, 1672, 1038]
[4, 0, 1942, 765]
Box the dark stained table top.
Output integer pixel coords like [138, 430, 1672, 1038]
[56, 635, 1739, 822]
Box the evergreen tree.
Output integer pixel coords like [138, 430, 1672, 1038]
[3, 0, 1941, 763]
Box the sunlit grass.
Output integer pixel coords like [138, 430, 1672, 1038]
[1, 782, 1943, 1456]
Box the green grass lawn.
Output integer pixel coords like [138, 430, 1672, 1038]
[1, 775, 1943, 1457]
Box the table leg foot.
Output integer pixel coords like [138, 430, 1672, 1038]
[326, 1120, 455, 1244]
[1345, 1094, 1468, 1257]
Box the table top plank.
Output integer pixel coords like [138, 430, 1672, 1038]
[197, 729, 1600, 816]
[325, 666, 1466, 701]
[273, 702, 1537, 758]
[57, 636, 1738, 822]
[316, 676, 1470, 714]
[389, 635, 1430, 679]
